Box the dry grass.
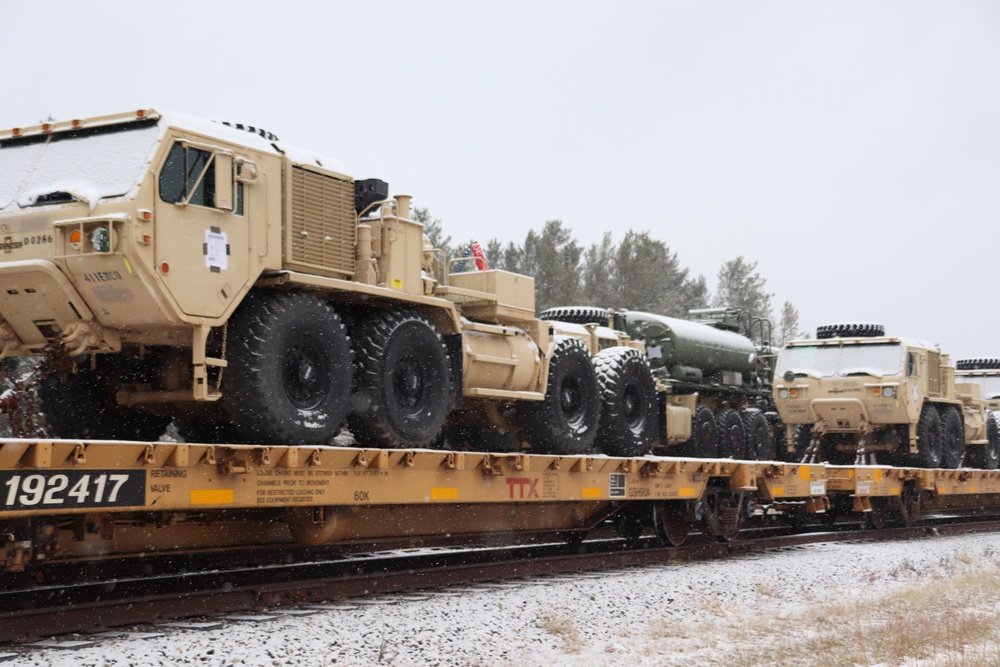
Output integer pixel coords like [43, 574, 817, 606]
[655, 558, 1000, 667]
[537, 612, 584, 654]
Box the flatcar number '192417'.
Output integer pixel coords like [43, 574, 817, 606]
[0, 471, 145, 510]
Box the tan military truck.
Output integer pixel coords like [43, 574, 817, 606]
[773, 323, 998, 469]
[0, 109, 646, 455]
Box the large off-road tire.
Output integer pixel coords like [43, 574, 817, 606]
[39, 357, 171, 441]
[518, 337, 600, 454]
[593, 347, 658, 457]
[676, 404, 717, 458]
[741, 409, 773, 461]
[224, 291, 353, 446]
[905, 405, 943, 468]
[348, 310, 451, 448]
[537, 306, 610, 327]
[716, 408, 748, 459]
[938, 406, 964, 469]
[968, 411, 1000, 470]
[815, 323, 885, 339]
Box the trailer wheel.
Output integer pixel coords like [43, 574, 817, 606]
[905, 405, 942, 468]
[348, 310, 451, 448]
[677, 404, 718, 457]
[537, 306, 610, 326]
[716, 408, 747, 459]
[593, 347, 657, 457]
[741, 410, 772, 461]
[518, 337, 600, 455]
[968, 411, 1000, 469]
[224, 291, 352, 446]
[39, 357, 171, 441]
[938, 407, 964, 469]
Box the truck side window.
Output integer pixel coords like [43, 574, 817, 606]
[158, 142, 221, 210]
[906, 352, 917, 376]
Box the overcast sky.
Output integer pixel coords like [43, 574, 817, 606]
[4, 1, 1000, 357]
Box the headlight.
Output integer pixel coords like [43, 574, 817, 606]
[883, 386, 896, 398]
[779, 389, 789, 399]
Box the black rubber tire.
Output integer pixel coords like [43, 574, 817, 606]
[677, 404, 717, 457]
[742, 410, 772, 461]
[716, 408, 747, 459]
[906, 405, 943, 468]
[968, 411, 1000, 469]
[956, 358, 1000, 371]
[538, 306, 610, 326]
[348, 310, 451, 448]
[938, 406, 964, 469]
[593, 347, 658, 457]
[39, 357, 171, 441]
[223, 291, 353, 446]
[815, 323, 885, 339]
[518, 337, 600, 454]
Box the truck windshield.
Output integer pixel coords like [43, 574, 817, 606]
[777, 342, 903, 378]
[0, 119, 161, 211]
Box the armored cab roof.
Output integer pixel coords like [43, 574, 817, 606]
[784, 336, 940, 352]
[0, 108, 351, 178]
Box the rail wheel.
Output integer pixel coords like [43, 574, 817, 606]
[698, 486, 748, 541]
[741, 410, 772, 461]
[518, 337, 600, 455]
[39, 356, 171, 441]
[224, 291, 352, 446]
[968, 412, 1000, 470]
[593, 347, 657, 457]
[904, 405, 943, 468]
[716, 408, 747, 459]
[653, 500, 692, 547]
[349, 310, 451, 448]
[938, 407, 964, 469]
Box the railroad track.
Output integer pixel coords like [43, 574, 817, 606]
[4, 516, 1000, 645]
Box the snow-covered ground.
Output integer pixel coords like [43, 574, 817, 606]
[7, 531, 1000, 666]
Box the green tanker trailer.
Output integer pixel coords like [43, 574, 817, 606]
[540, 306, 780, 460]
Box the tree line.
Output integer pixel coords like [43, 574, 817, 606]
[417, 209, 804, 347]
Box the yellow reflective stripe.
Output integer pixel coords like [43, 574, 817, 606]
[581, 487, 602, 498]
[430, 487, 458, 500]
[190, 489, 234, 505]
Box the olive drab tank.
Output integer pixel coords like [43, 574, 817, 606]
[616, 310, 757, 380]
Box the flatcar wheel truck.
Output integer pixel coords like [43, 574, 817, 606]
[0, 109, 645, 456]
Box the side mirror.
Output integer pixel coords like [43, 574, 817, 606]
[214, 153, 234, 211]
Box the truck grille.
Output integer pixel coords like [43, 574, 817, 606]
[288, 167, 355, 277]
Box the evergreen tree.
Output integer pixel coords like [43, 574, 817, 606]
[412, 207, 451, 255]
[714, 256, 773, 321]
[582, 233, 617, 308]
[777, 300, 802, 346]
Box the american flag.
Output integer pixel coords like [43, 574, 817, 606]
[471, 240, 489, 270]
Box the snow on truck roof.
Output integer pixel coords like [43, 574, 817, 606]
[786, 336, 940, 352]
[0, 108, 350, 178]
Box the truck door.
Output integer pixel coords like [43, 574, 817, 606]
[154, 138, 253, 319]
